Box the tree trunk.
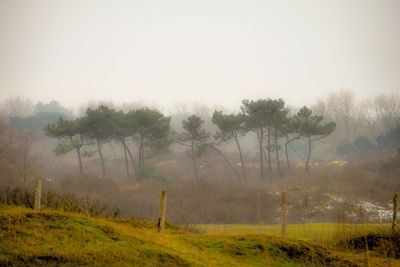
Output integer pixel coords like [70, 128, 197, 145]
[76, 146, 84, 175]
[274, 127, 282, 179]
[285, 139, 291, 173]
[138, 142, 142, 171]
[234, 134, 247, 182]
[70, 136, 84, 175]
[285, 134, 301, 173]
[263, 147, 268, 167]
[125, 143, 137, 176]
[210, 146, 241, 181]
[141, 144, 145, 169]
[306, 135, 311, 173]
[121, 139, 130, 179]
[258, 129, 264, 181]
[267, 126, 273, 180]
[191, 141, 199, 180]
[139, 136, 144, 172]
[97, 140, 106, 178]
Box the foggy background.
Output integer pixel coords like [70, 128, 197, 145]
[0, 1, 399, 225]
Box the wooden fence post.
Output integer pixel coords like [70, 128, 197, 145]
[158, 191, 167, 233]
[392, 194, 398, 233]
[281, 191, 287, 236]
[256, 191, 262, 224]
[34, 178, 42, 211]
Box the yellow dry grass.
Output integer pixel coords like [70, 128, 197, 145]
[0, 205, 399, 266]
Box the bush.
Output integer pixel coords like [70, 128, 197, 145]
[0, 187, 108, 216]
[337, 229, 400, 258]
[354, 135, 375, 155]
[336, 141, 353, 159]
[136, 167, 171, 183]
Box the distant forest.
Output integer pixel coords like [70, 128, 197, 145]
[0, 90, 399, 182]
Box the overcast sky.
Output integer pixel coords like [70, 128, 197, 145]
[0, 0, 399, 110]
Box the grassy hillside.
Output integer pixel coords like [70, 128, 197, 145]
[0, 205, 398, 266]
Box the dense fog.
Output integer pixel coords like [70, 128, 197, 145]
[0, 92, 399, 224]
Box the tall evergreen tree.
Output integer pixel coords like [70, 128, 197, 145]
[294, 106, 336, 172]
[176, 115, 210, 180]
[269, 99, 288, 179]
[80, 106, 116, 178]
[132, 108, 172, 175]
[112, 110, 137, 179]
[44, 117, 91, 174]
[241, 99, 271, 181]
[280, 117, 301, 172]
[212, 110, 248, 181]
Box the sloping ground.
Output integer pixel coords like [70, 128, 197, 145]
[0, 205, 358, 266]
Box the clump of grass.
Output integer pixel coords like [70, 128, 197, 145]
[336, 227, 400, 259]
[184, 234, 358, 266]
[0, 186, 109, 216]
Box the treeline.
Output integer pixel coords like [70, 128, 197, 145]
[45, 107, 171, 179]
[310, 91, 400, 158]
[2, 91, 400, 182]
[336, 128, 400, 159]
[45, 99, 336, 181]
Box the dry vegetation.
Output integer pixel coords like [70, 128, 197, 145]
[4, 205, 400, 266]
[2, 206, 400, 266]
[1, 151, 399, 225]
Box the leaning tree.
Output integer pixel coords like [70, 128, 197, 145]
[241, 99, 272, 181]
[44, 117, 91, 175]
[280, 116, 302, 173]
[268, 98, 288, 179]
[111, 109, 138, 179]
[212, 110, 247, 181]
[132, 107, 172, 175]
[176, 115, 210, 180]
[295, 106, 336, 172]
[79, 105, 116, 178]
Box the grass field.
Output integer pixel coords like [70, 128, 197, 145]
[196, 223, 388, 241]
[0, 205, 399, 266]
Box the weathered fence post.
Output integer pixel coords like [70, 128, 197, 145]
[34, 178, 42, 211]
[281, 191, 287, 236]
[392, 194, 398, 233]
[256, 191, 262, 224]
[158, 191, 167, 233]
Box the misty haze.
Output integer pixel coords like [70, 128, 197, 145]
[0, 1, 399, 266]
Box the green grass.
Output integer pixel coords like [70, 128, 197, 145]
[196, 223, 388, 241]
[0, 205, 398, 266]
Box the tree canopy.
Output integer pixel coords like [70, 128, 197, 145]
[294, 106, 336, 172]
